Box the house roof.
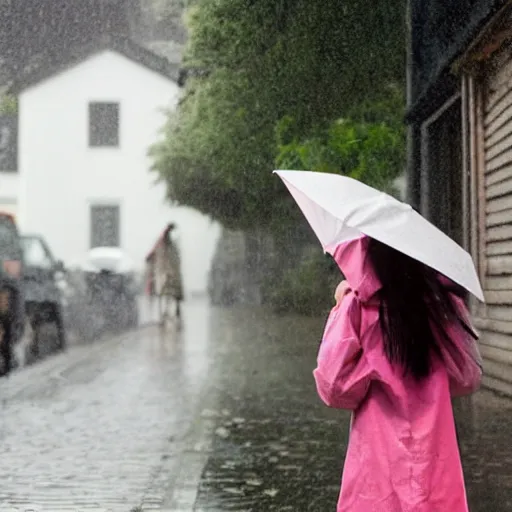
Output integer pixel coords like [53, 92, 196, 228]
[407, 0, 505, 121]
[9, 35, 185, 94]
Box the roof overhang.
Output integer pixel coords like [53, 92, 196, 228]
[8, 35, 183, 95]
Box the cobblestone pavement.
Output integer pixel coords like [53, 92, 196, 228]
[0, 300, 511, 511]
[0, 300, 216, 512]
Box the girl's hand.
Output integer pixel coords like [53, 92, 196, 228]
[334, 280, 350, 304]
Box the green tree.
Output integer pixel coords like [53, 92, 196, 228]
[151, 0, 406, 230]
[275, 88, 406, 194]
[0, 95, 17, 114]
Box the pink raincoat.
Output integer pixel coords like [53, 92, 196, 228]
[314, 236, 482, 512]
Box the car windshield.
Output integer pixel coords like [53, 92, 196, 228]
[21, 237, 54, 269]
[0, 216, 22, 260]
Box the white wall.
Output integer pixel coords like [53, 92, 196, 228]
[18, 50, 220, 295]
[0, 172, 19, 217]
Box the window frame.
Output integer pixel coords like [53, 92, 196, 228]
[88, 101, 120, 148]
[420, 94, 466, 246]
[89, 203, 121, 249]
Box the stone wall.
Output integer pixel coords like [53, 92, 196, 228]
[208, 226, 315, 307]
[208, 229, 266, 306]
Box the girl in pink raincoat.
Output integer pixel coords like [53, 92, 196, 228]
[314, 235, 482, 512]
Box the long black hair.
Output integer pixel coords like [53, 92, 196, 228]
[367, 237, 476, 380]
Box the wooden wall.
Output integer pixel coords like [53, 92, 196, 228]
[472, 45, 512, 395]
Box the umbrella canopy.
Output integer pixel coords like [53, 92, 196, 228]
[274, 170, 484, 302]
[83, 247, 134, 274]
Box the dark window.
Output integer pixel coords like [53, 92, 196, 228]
[90, 205, 120, 248]
[421, 99, 463, 245]
[89, 102, 119, 147]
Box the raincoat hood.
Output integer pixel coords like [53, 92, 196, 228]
[331, 236, 382, 303]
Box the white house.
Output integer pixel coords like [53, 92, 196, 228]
[7, 37, 220, 295]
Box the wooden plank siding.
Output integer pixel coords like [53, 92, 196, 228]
[472, 47, 512, 394]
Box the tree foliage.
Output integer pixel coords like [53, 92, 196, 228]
[275, 89, 406, 193]
[0, 95, 17, 115]
[151, 0, 406, 230]
[265, 249, 339, 316]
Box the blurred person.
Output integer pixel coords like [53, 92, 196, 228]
[149, 223, 184, 324]
[314, 235, 482, 512]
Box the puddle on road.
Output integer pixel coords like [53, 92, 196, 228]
[195, 407, 344, 511]
[194, 307, 512, 511]
[195, 397, 512, 512]
[455, 393, 512, 512]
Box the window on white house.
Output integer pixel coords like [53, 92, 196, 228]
[90, 204, 120, 248]
[89, 102, 120, 147]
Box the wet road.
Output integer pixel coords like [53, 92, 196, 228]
[194, 306, 512, 511]
[0, 300, 214, 512]
[0, 299, 510, 511]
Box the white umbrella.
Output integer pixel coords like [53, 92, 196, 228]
[84, 247, 135, 274]
[274, 170, 484, 302]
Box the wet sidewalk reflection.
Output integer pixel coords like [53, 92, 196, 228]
[455, 393, 512, 511]
[194, 306, 512, 511]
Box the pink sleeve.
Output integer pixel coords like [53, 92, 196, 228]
[439, 296, 483, 398]
[313, 295, 372, 410]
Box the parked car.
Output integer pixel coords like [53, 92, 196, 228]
[20, 234, 67, 359]
[0, 212, 25, 375]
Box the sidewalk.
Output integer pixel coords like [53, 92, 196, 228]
[0, 300, 216, 512]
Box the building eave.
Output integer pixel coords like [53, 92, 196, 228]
[406, 0, 507, 123]
[8, 35, 183, 95]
